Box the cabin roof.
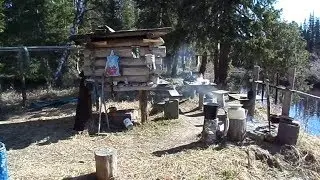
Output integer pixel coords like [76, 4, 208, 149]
[70, 27, 172, 45]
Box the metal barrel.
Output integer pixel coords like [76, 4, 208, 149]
[203, 103, 219, 119]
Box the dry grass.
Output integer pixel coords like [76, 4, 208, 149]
[1, 95, 320, 180]
[0, 88, 77, 106]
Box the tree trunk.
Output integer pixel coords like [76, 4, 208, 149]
[199, 52, 208, 77]
[171, 55, 178, 77]
[214, 43, 220, 83]
[218, 41, 231, 86]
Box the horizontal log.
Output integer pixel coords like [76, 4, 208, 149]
[83, 66, 151, 77]
[122, 67, 150, 76]
[98, 75, 151, 83]
[90, 37, 164, 48]
[85, 46, 166, 58]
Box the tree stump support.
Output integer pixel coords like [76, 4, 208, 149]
[95, 148, 117, 180]
[281, 68, 296, 116]
[227, 118, 246, 142]
[248, 65, 260, 118]
[139, 90, 148, 123]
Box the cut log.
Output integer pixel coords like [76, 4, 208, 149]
[95, 148, 117, 180]
[139, 90, 148, 123]
[90, 37, 164, 48]
[227, 119, 246, 142]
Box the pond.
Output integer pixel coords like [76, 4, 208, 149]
[289, 92, 320, 136]
[236, 83, 320, 136]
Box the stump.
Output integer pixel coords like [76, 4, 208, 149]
[227, 119, 246, 142]
[95, 148, 117, 180]
[202, 118, 218, 145]
[164, 99, 179, 119]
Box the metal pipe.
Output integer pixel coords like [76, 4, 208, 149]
[0, 46, 80, 52]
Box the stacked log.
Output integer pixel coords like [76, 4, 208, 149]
[82, 36, 167, 91]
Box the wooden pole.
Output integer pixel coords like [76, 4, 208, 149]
[261, 82, 264, 102]
[266, 79, 271, 132]
[275, 73, 279, 105]
[199, 92, 204, 110]
[18, 47, 29, 107]
[139, 90, 148, 123]
[248, 66, 260, 117]
[281, 68, 296, 116]
[95, 148, 117, 180]
[98, 76, 105, 134]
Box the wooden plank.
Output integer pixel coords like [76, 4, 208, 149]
[70, 27, 172, 43]
[84, 67, 150, 77]
[122, 67, 150, 76]
[90, 37, 164, 48]
[92, 57, 162, 67]
[88, 46, 166, 58]
[104, 75, 150, 83]
[94, 27, 172, 38]
[120, 58, 147, 66]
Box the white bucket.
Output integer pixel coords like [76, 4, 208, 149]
[123, 118, 133, 130]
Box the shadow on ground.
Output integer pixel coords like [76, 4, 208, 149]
[63, 173, 96, 180]
[152, 141, 207, 157]
[0, 115, 76, 150]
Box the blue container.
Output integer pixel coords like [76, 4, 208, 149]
[0, 142, 8, 180]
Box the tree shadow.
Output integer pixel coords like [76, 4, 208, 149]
[62, 173, 96, 180]
[152, 141, 207, 157]
[0, 115, 77, 150]
[180, 107, 200, 115]
[0, 103, 25, 121]
[184, 112, 204, 117]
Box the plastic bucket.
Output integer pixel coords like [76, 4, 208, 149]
[0, 142, 9, 180]
[203, 103, 219, 119]
[123, 118, 133, 130]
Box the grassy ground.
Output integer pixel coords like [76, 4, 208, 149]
[1, 90, 320, 180]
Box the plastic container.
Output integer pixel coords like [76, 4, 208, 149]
[123, 118, 133, 130]
[203, 103, 219, 119]
[228, 103, 246, 120]
[0, 142, 9, 180]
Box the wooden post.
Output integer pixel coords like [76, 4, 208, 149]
[282, 68, 296, 116]
[266, 79, 271, 132]
[248, 66, 260, 118]
[275, 73, 279, 105]
[95, 148, 117, 180]
[139, 90, 148, 123]
[199, 92, 204, 110]
[18, 47, 29, 107]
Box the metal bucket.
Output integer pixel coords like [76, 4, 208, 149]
[203, 103, 219, 119]
[0, 142, 9, 180]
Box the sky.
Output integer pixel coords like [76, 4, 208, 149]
[275, 0, 320, 24]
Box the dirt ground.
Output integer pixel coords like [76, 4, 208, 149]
[1, 99, 320, 180]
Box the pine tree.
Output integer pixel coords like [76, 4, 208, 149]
[308, 13, 315, 51]
[315, 18, 320, 50]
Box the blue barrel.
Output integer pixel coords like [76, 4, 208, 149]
[0, 142, 9, 180]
